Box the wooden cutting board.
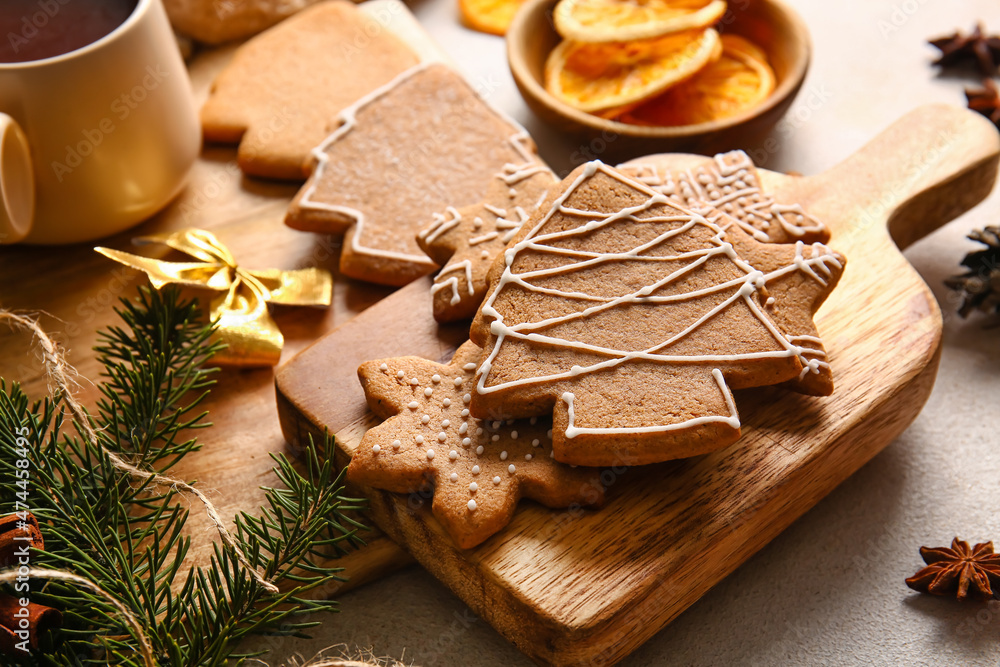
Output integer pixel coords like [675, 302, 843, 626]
[275, 104, 1000, 666]
[0, 0, 452, 594]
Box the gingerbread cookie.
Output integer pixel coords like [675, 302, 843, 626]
[618, 151, 829, 245]
[286, 63, 546, 287]
[469, 161, 846, 467]
[417, 163, 557, 322]
[165, 0, 323, 45]
[200, 1, 419, 180]
[350, 341, 604, 549]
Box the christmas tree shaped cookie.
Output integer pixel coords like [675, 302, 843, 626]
[349, 341, 604, 549]
[417, 163, 558, 322]
[200, 1, 419, 180]
[286, 63, 547, 287]
[469, 162, 846, 467]
[618, 151, 829, 244]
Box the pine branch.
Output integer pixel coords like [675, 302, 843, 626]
[0, 287, 367, 665]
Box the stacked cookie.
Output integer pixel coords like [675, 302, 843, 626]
[351, 157, 845, 547]
[199, 2, 845, 549]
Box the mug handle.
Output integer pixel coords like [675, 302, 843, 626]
[0, 114, 35, 244]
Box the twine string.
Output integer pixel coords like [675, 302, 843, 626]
[0, 310, 279, 599]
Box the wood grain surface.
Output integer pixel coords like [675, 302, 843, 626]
[275, 105, 1000, 665]
[0, 0, 457, 594]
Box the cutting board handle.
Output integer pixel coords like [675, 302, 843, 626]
[790, 104, 1000, 249]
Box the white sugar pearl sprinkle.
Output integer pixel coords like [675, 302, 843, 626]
[426, 449, 435, 460]
[476, 427, 483, 436]
[500, 451, 507, 460]
[432, 374, 441, 383]
[424, 388, 433, 397]
[476, 446, 484, 455]
[525, 454, 532, 461]
[463, 394, 472, 404]
[461, 409, 470, 417]
[492, 421, 501, 429]
[421, 415, 430, 424]
[372, 444, 381, 453]
[464, 363, 477, 371]
[492, 476, 501, 485]
[547, 429, 553, 438]
[472, 465, 480, 474]
[392, 440, 401, 450]
[530, 417, 537, 425]
[450, 472, 458, 482]
[459, 423, 468, 434]
[415, 435, 424, 444]
[453, 377, 463, 387]
[443, 398, 451, 407]
[532, 439, 540, 447]
[396, 371, 405, 379]
[508, 464, 516, 474]
[380, 363, 388, 371]
[410, 378, 419, 385]
[469, 482, 478, 492]
[468, 499, 477, 511]
[438, 432, 448, 442]
[442, 420, 450, 428]
[462, 438, 472, 446]
[511, 431, 518, 439]
[449, 450, 458, 460]
[492, 435, 500, 442]
[408, 402, 419, 409]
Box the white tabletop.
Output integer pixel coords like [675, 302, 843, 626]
[245, 1, 1000, 664]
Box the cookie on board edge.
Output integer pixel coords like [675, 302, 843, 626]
[469, 162, 846, 467]
[349, 341, 604, 549]
[200, 1, 419, 180]
[286, 63, 547, 287]
[417, 163, 557, 322]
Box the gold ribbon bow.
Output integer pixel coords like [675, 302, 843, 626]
[96, 229, 332, 367]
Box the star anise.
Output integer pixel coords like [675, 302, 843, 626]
[930, 23, 1000, 76]
[945, 226, 1000, 317]
[905, 538, 1000, 601]
[965, 79, 1000, 126]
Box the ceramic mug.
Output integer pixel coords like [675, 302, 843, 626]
[0, 0, 200, 245]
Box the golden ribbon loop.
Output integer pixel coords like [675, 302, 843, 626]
[96, 229, 332, 367]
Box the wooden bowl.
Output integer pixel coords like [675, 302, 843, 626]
[507, 0, 811, 160]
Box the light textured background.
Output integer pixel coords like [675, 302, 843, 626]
[246, 1, 1000, 664]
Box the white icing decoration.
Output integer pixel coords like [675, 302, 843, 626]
[468, 499, 477, 511]
[380, 363, 388, 371]
[450, 472, 458, 481]
[392, 440, 401, 449]
[508, 464, 516, 474]
[476, 161, 841, 440]
[300, 63, 540, 268]
[426, 449, 435, 460]
[372, 444, 381, 453]
[617, 151, 827, 243]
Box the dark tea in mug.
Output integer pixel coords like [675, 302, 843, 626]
[0, 0, 139, 63]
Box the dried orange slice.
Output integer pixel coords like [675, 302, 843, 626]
[459, 0, 529, 35]
[554, 0, 727, 43]
[545, 28, 721, 113]
[617, 34, 775, 126]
